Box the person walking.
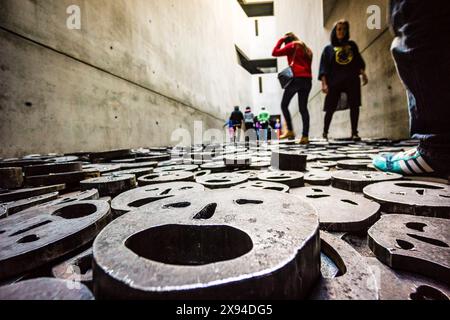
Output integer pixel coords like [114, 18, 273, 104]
[257, 107, 271, 143]
[244, 106, 255, 131]
[319, 20, 368, 142]
[272, 32, 313, 145]
[229, 106, 244, 143]
[274, 118, 282, 140]
[373, 0, 450, 177]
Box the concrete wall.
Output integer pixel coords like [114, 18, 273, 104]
[274, 0, 409, 139]
[0, 0, 253, 157]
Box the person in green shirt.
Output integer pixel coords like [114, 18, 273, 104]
[257, 107, 271, 143]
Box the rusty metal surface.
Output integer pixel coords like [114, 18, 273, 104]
[19, 189, 100, 213]
[80, 174, 137, 197]
[309, 232, 378, 300]
[0, 160, 47, 168]
[304, 171, 332, 186]
[196, 172, 249, 189]
[0, 205, 7, 219]
[224, 155, 252, 170]
[337, 159, 374, 171]
[363, 181, 450, 219]
[25, 171, 86, 189]
[231, 181, 290, 193]
[1, 192, 59, 218]
[0, 200, 111, 280]
[0, 167, 23, 189]
[257, 171, 305, 188]
[368, 214, 450, 284]
[332, 171, 403, 192]
[341, 232, 376, 257]
[52, 248, 94, 290]
[82, 164, 122, 174]
[23, 162, 83, 177]
[291, 186, 380, 232]
[365, 257, 450, 300]
[93, 190, 320, 300]
[0, 185, 65, 203]
[119, 161, 158, 170]
[111, 182, 205, 217]
[153, 165, 198, 173]
[103, 167, 154, 178]
[0, 278, 94, 300]
[138, 171, 195, 186]
[199, 162, 225, 172]
[271, 151, 307, 172]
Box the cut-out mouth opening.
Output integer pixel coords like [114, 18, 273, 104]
[128, 196, 172, 208]
[53, 203, 97, 219]
[236, 199, 264, 205]
[307, 194, 330, 199]
[206, 180, 231, 183]
[410, 285, 449, 301]
[407, 234, 449, 248]
[125, 225, 253, 266]
[320, 240, 346, 278]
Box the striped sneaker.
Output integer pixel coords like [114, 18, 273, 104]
[373, 148, 435, 175]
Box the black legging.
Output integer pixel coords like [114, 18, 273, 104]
[324, 106, 360, 136]
[281, 78, 312, 136]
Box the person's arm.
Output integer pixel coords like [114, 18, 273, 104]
[319, 48, 330, 94]
[352, 41, 368, 86]
[272, 37, 295, 57]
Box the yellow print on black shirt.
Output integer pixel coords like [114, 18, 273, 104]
[334, 45, 354, 65]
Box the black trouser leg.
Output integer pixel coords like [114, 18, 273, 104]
[350, 106, 360, 136]
[324, 111, 334, 135]
[281, 86, 297, 132]
[298, 88, 311, 137]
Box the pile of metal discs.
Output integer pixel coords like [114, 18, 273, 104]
[0, 140, 448, 300]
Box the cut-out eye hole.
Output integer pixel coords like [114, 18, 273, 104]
[407, 234, 449, 248]
[163, 202, 191, 209]
[406, 222, 427, 232]
[266, 187, 284, 192]
[440, 195, 450, 199]
[9, 220, 52, 237]
[313, 189, 323, 193]
[207, 180, 231, 183]
[193, 203, 217, 220]
[180, 186, 193, 190]
[396, 239, 414, 250]
[365, 175, 373, 179]
[341, 199, 358, 206]
[236, 199, 263, 205]
[160, 189, 172, 195]
[416, 190, 425, 196]
[307, 194, 330, 199]
[145, 188, 159, 192]
[410, 285, 449, 301]
[395, 183, 444, 190]
[17, 234, 40, 244]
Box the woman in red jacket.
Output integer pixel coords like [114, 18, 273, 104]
[273, 32, 313, 144]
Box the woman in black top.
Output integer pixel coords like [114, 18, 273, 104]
[319, 20, 368, 141]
